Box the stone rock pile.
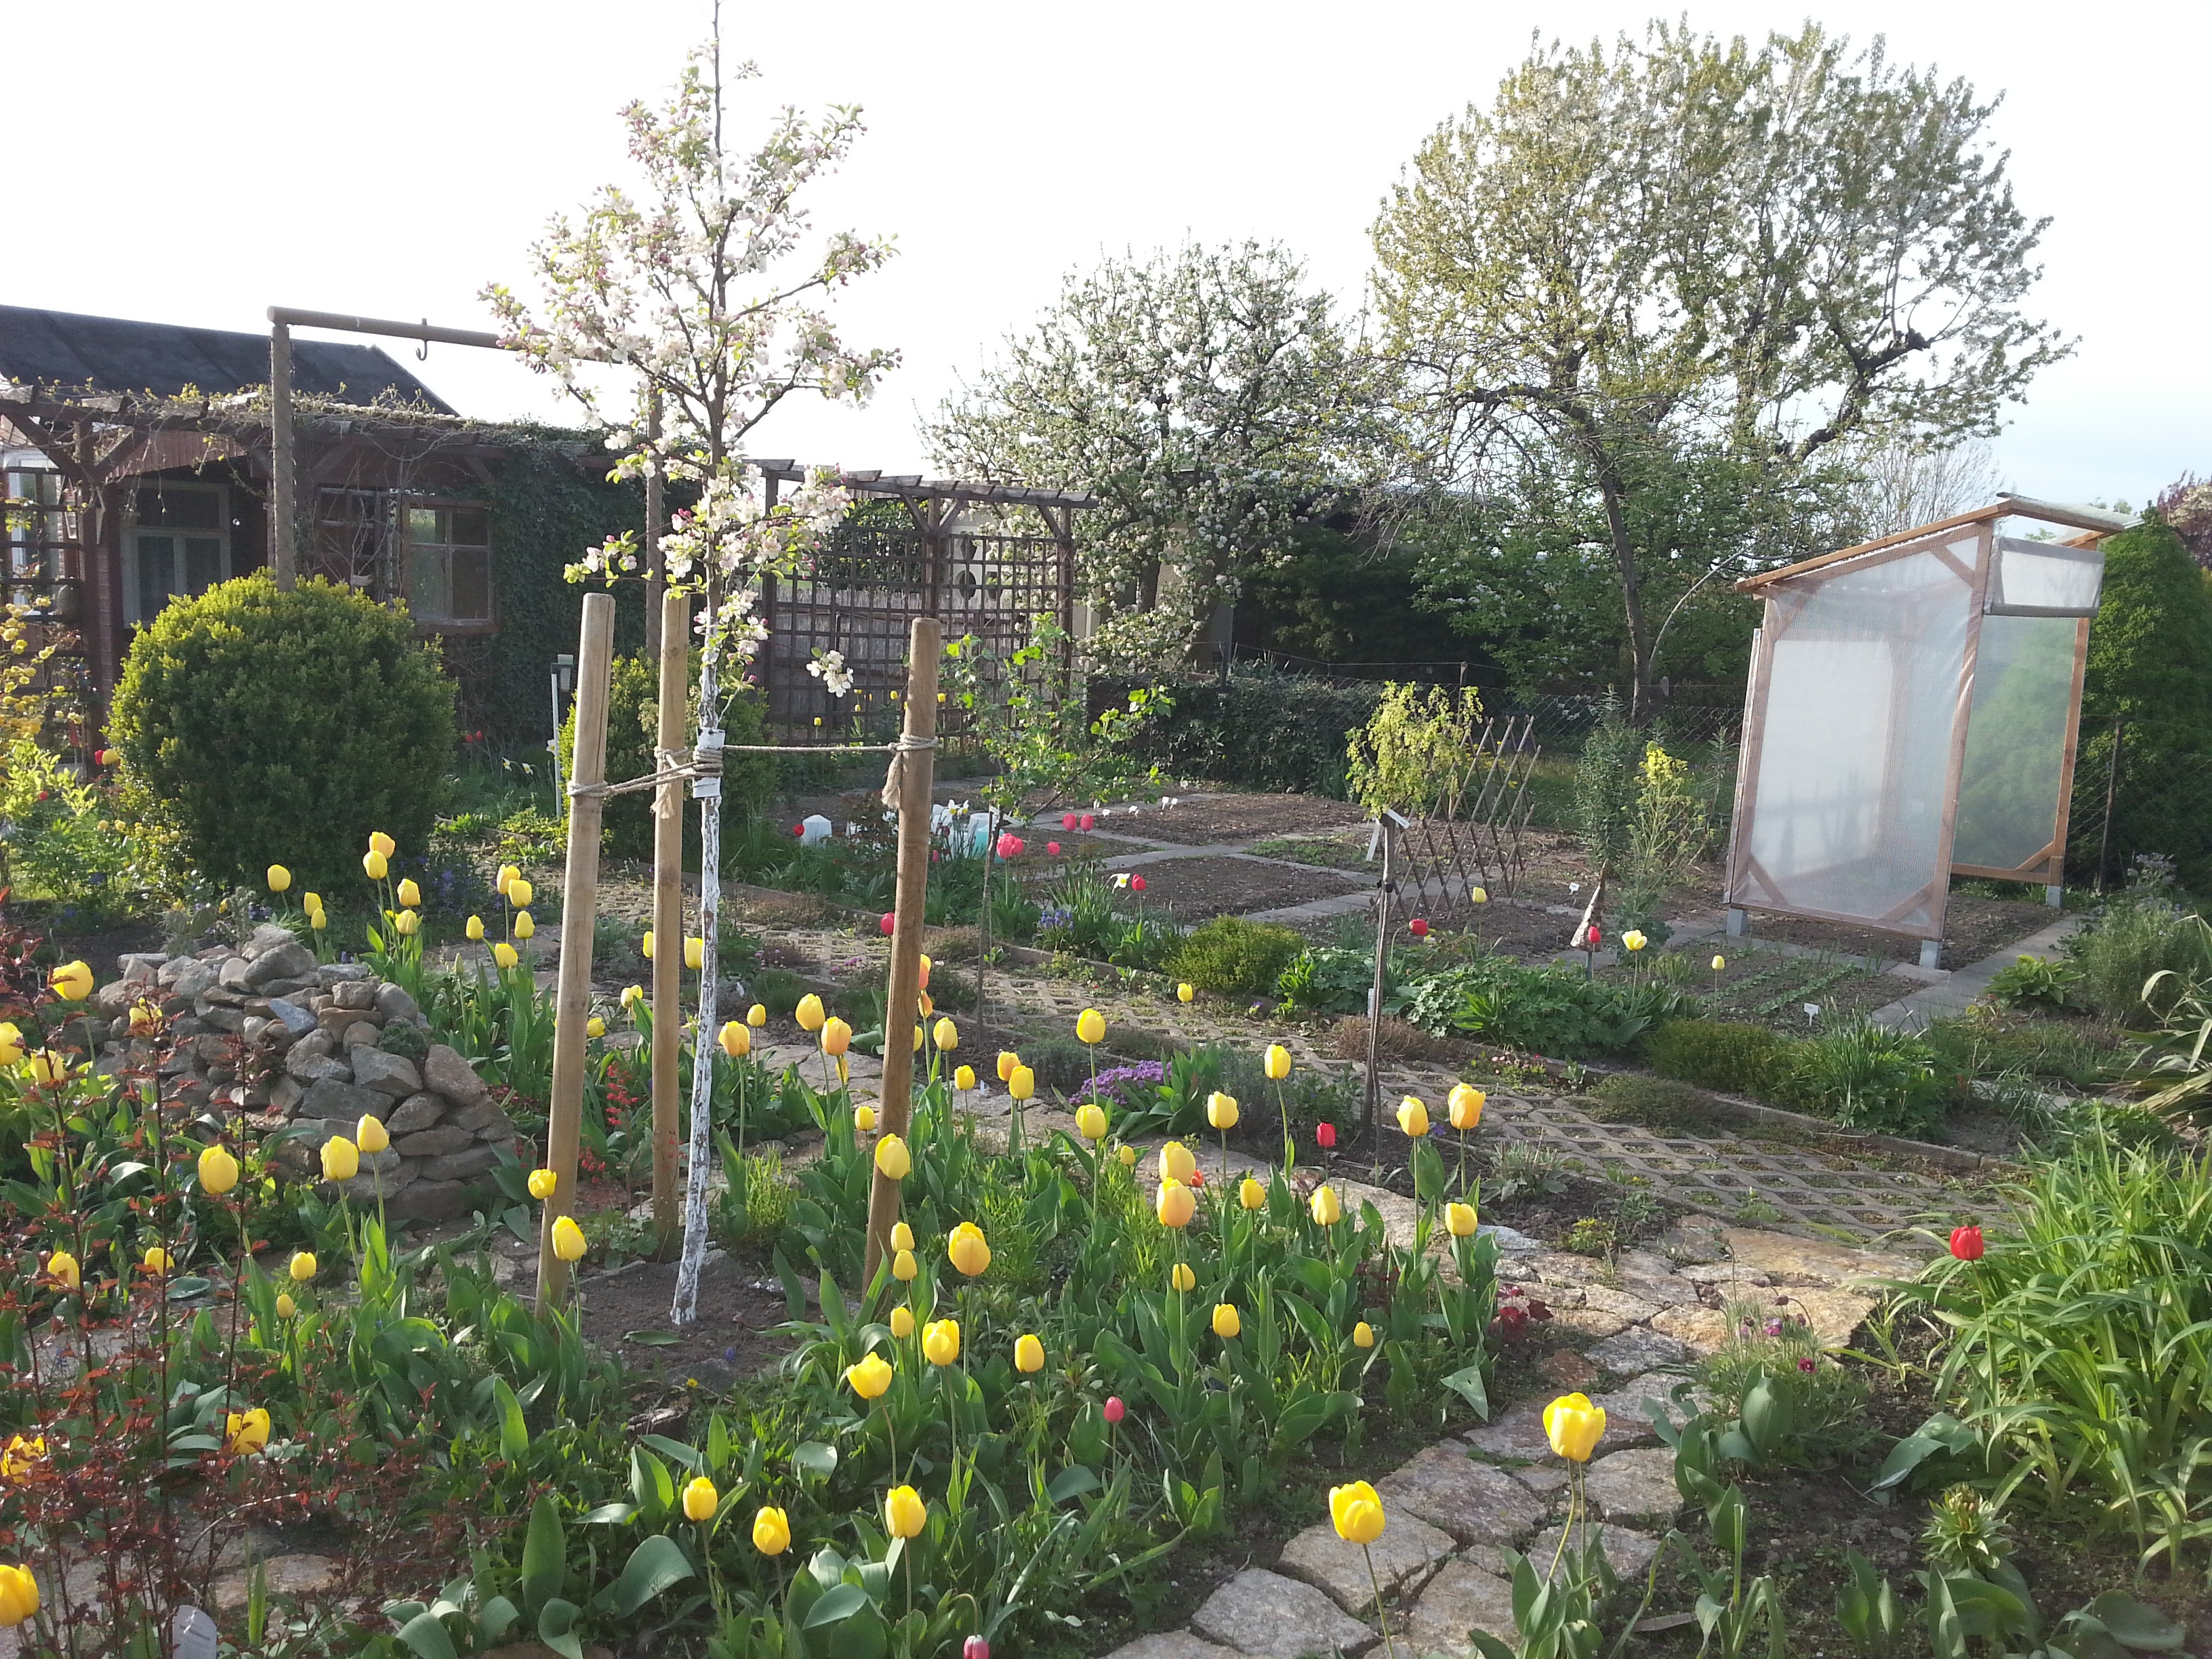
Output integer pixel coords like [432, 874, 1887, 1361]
[89, 924, 520, 1223]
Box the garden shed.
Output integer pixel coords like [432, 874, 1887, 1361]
[1723, 495, 2129, 966]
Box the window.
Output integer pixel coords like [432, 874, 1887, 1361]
[405, 505, 492, 628]
[124, 483, 228, 623]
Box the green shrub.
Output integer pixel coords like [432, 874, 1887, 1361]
[1399, 958, 1699, 1057]
[2062, 897, 2211, 1025]
[1778, 1022, 1946, 1138]
[109, 575, 455, 892]
[1166, 916, 1306, 997]
[0, 739, 152, 920]
[1131, 667, 1380, 796]
[1588, 1072, 1715, 1131]
[1574, 705, 1641, 871]
[1984, 953, 2081, 1010]
[1646, 1018, 1793, 1096]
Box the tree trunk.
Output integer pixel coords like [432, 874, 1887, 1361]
[1593, 458, 1655, 722]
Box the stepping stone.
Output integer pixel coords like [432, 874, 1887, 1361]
[1190, 1568, 1376, 1657]
[1721, 1228, 1916, 1286]
[1376, 1444, 1549, 1547]
[1505, 1522, 1662, 1586]
[1399, 1559, 1519, 1658]
[1613, 1251, 1706, 1307]
[213, 1551, 341, 1611]
[1578, 1284, 1662, 1323]
[1507, 1462, 1572, 1496]
[1647, 1305, 1729, 1356]
[1590, 1371, 1702, 1448]
[1582, 1448, 1683, 1525]
[1101, 1635, 1242, 1659]
[1277, 1513, 1454, 1614]
[1462, 1397, 1555, 1462]
[1541, 1349, 1605, 1390]
[1584, 1326, 1689, 1376]
[1549, 1307, 1630, 1340]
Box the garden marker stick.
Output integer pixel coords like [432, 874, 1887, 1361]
[537, 592, 614, 1311]
[650, 588, 687, 1250]
[863, 617, 943, 1294]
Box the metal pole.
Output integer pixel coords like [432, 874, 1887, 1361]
[650, 589, 687, 1249]
[2097, 716, 2126, 893]
[1362, 819, 1393, 1146]
[548, 666, 567, 811]
[269, 323, 295, 590]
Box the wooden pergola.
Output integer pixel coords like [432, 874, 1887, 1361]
[1722, 494, 2127, 968]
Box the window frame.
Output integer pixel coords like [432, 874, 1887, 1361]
[402, 499, 497, 634]
[122, 480, 230, 625]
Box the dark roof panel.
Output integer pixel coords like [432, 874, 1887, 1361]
[0, 304, 455, 413]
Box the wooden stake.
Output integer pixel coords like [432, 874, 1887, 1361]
[1361, 817, 1393, 1145]
[537, 592, 615, 1310]
[650, 588, 687, 1250]
[269, 324, 295, 591]
[862, 617, 941, 1293]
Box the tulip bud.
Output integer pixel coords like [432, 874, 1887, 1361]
[922, 1318, 961, 1366]
[493, 943, 520, 969]
[587, 1015, 606, 1038]
[855, 1104, 877, 1133]
[1076, 1007, 1105, 1045]
[933, 1017, 958, 1052]
[884, 1484, 928, 1539]
[508, 878, 534, 910]
[275, 1292, 297, 1319]
[362, 850, 388, 880]
[320, 1136, 359, 1183]
[496, 864, 520, 897]
[1240, 1176, 1266, 1211]
[466, 914, 485, 941]
[720, 1020, 750, 1059]
[1310, 1184, 1343, 1225]
[641, 930, 654, 959]
[1177, 983, 1194, 1003]
[356, 1115, 389, 1154]
[1170, 1262, 1195, 1292]
[1353, 1320, 1375, 1349]
[1009, 1065, 1034, 1102]
[197, 1143, 240, 1196]
[1329, 1480, 1386, 1544]
[893, 1247, 918, 1281]
[1212, 1303, 1242, 1339]
[890, 1304, 915, 1336]
[369, 831, 396, 859]
[142, 1246, 173, 1275]
[1075, 1102, 1107, 1142]
[551, 1215, 587, 1261]
[947, 1221, 991, 1277]
[796, 994, 825, 1031]
[1206, 1092, 1239, 1130]
[49, 960, 93, 1002]
[682, 1475, 718, 1521]
[874, 1134, 911, 1180]
[528, 1168, 558, 1200]
[512, 911, 533, 940]
[396, 878, 421, 908]
[1103, 1395, 1125, 1424]
[267, 864, 292, 893]
[1446, 1202, 1479, 1237]
[752, 1505, 792, 1556]
[685, 937, 705, 970]
[1159, 1142, 1197, 1183]
[748, 1004, 768, 1027]
[1263, 1044, 1292, 1081]
[1014, 1334, 1044, 1374]
[1448, 1084, 1485, 1131]
[1396, 1097, 1431, 1138]
[1156, 1179, 1195, 1229]
[45, 1250, 80, 1289]
[996, 1050, 1019, 1082]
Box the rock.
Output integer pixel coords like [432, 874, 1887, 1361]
[386, 1091, 448, 1134]
[454, 1099, 509, 1132]
[317, 962, 370, 984]
[1659, 1217, 1727, 1263]
[376, 982, 422, 1023]
[1400, 1559, 1518, 1658]
[318, 1006, 367, 1037]
[244, 941, 316, 988]
[1581, 1448, 1681, 1525]
[1463, 1397, 1556, 1462]
[386, 1179, 472, 1222]
[170, 962, 219, 1002]
[341, 1020, 381, 1050]
[191, 1033, 233, 1063]
[351, 1048, 421, 1099]
[301, 1076, 387, 1127]
[94, 979, 136, 1014]
[1507, 1523, 1660, 1586]
[286, 1051, 349, 1087]
[1721, 1228, 1917, 1286]
[269, 1076, 306, 1116]
[1189, 1568, 1375, 1658]
[1101, 1637, 1241, 1659]
[219, 955, 254, 991]
[424, 1044, 488, 1107]
[424, 1145, 499, 1183]
[1507, 1462, 1571, 1496]
[1477, 1223, 1542, 1254]
[1612, 1252, 1705, 1308]
[266, 998, 317, 1038]
[338, 1166, 413, 1202]
[1578, 1285, 1662, 1323]
[247, 922, 296, 956]
[474, 1113, 520, 1143]
[1542, 1349, 1605, 1390]
[1590, 1372, 1701, 1448]
[1277, 1513, 1452, 1616]
[1647, 1306, 1729, 1357]
[241, 1017, 270, 1045]
[1548, 1308, 1631, 1341]
[202, 1007, 246, 1035]
[1584, 1327, 1689, 1376]
[121, 951, 167, 981]
[333, 980, 377, 1010]
[262, 977, 316, 998]
[212, 1551, 341, 1611]
[1376, 1444, 1548, 1547]
[393, 1127, 476, 1158]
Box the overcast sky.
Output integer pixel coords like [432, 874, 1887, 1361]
[11, 0, 2205, 511]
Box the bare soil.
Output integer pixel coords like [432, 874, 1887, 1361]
[1103, 792, 1368, 846]
[1118, 855, 1365, 921]
[575, 1252, 795, 1389]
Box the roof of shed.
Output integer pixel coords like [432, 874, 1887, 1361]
[0, 304, 455, 413]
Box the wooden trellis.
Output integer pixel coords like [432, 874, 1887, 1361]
[1392, 714, 1542, 921]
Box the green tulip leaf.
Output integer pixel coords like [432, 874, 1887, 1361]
[598, 1534, 696, 1617]
[2076, 1592, 2184, 1650]
[1442, 1364, 1491, 1420]
[795, 1440, 839, 1481]
[641, 1434, 704, 1473]
[535, 1599, 583, 1659]
[519, 1495, 566, 1616]
[492, 1378, 527, 1464]
[579, 1503, 637, 1525]
[1047, 1465, 1101, 1503]
[392, 1610, 459, 1659]
[804, 1582, 872, 1628]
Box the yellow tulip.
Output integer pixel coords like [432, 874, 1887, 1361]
[889, 1304, 915, 1337]
[0, 1562, 42, 1626]
[845, 1351, 893, 1400]
[918, 953, 933, 987]
[996, 1050, 1019, 1082]
[1177, 983, 1194, 1003]
[1206, 1092, 1239, 1130]
[26, 1050, 68, 1086]
[267, 864, 292, 894]
[912, 1024, 924, 1053]
[1712, 954, 1727, 972]
[142, 1245, 173, 1275]
[1075, 1102, 1108, 1142]
[933, 1017, 958, 1052]
[1446, 1202, 1479, 1237]
[275, 1292, 296, 1319]
[855, 1104, 877, 1133]
[891, 1221, 915, 1251]
[45, 1250, 79, 1290]
[1013, 1332, 1046, 1373]
[369, 831, 396, 859]
[512, 911, 533, 940]
[320, 1136, 359, 1183]
[622, 984, 645, 1008]
[642, 930, 654, 959]
[1212, 1303, 1242, 1340]
[551, 1215, 587, 1262]
[1240, 1176, 1266, 1211]
[682, 1475, 718, 1521]
[884, 1484, 927, 1539]
[586, 1015, 606, 1038]
[720, 1020, 750, 1058]
[893, 1248, 918, 1282]
[304, 892, 324, 918]
[752, 1505, 792, 1556]
[947, 1221, 991, 1277]
[748, 1004, 768, 1027]
[508, 878, 535, 911]
[796, 994, 826, 1032]
[1328, 1479, 1386, 1544]
[1396, 1097, 1431, 1138]
[356, 1115, 389, 1154]
[685, 937, 705, 970]
[0, 1023, 18, 1065]
[493, 943, 520, 970]
[496, 863, 520, 897]
[197, 1143, 239, 1196]
[1117, 1144, 1137, 1168]
[226, 1408, 272, 1455]
[289, 1251, 317, 1282]
[874, 1134, 911, 1180]
[48, 960, 92, 1002]
[363, 849, 388, 880]
[129, 1004, 159, 1035]
[922, 1318, 961, 1366]
[388, 907, 419, 938]
[1170, 1262, 1195, 1292]
[527, 1168, 558, 1201]
[1544, 1393, 1607, 1462]
[1622, 929, 1647, 952]
[466, 914, 485, 941]
[1156, 1179, 1195, 1229]
[1159, 1142, 1197, 1183]
[1353, 1320, 1375, 1349]
[1471, 885, 1489, 903]
[1263, 1044, 1292, 1081]
[1311, 1184, 1343, 1226]
[396, 878, 422, 908]
[1448, 1084, 1485, 1131]
[1076, 1007, 1105, 1045]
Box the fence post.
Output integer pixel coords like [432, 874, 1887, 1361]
[537, 592, 614, 1311]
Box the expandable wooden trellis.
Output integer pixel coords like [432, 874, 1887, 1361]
[1391, 714, 1542, 922]
[1722, 494, 2126, 968]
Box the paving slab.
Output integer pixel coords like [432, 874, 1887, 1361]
[1189, 1568, 1376, 1658]
[1376, 1444, 1550, 1547]
[1721, 1229, 1917, 1287]
[1400, 1559, 1520, 1658]
[1505, 1523, 1661, 1586]
[1581, 1447, 1683, 1525]
[1277, 1513, 1455, 1614]
[1100, 1635, 1242, 1659]
[1584, 1326, 1689, 1376]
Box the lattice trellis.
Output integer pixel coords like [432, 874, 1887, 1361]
[1394, 714, 1542, 919]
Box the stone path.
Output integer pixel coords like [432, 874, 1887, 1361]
[1097, 1218, 1913, 1659]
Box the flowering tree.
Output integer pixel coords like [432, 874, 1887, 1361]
[484, 39, 896, 1319]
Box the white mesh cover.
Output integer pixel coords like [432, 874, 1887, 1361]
[1950, 614, 2076, 872]
[1989, 537, 2104, 617]
[1732, 534, 1981, 934]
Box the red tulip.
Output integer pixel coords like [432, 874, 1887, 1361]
[1189, 1168, 1205, 1188]
[880, 912, 896, 936]
[1048, 841, 1062, 857]
[1585, 925, 1601, 948]
[1062, 813, 1078, 830]
[1949, 1225, 1985, 1262]
[792, 823, 804, 838]
[1080, 814, 1096, 831]
[1130, 874, 1147, 892]
[964, 1641, 990, 1659]
[1409, 918, 1429, 938]
[1103, 1395, 1125, 1423]
[996, 833, 1023, 860]
[1317, 1122, 1336, 1149]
